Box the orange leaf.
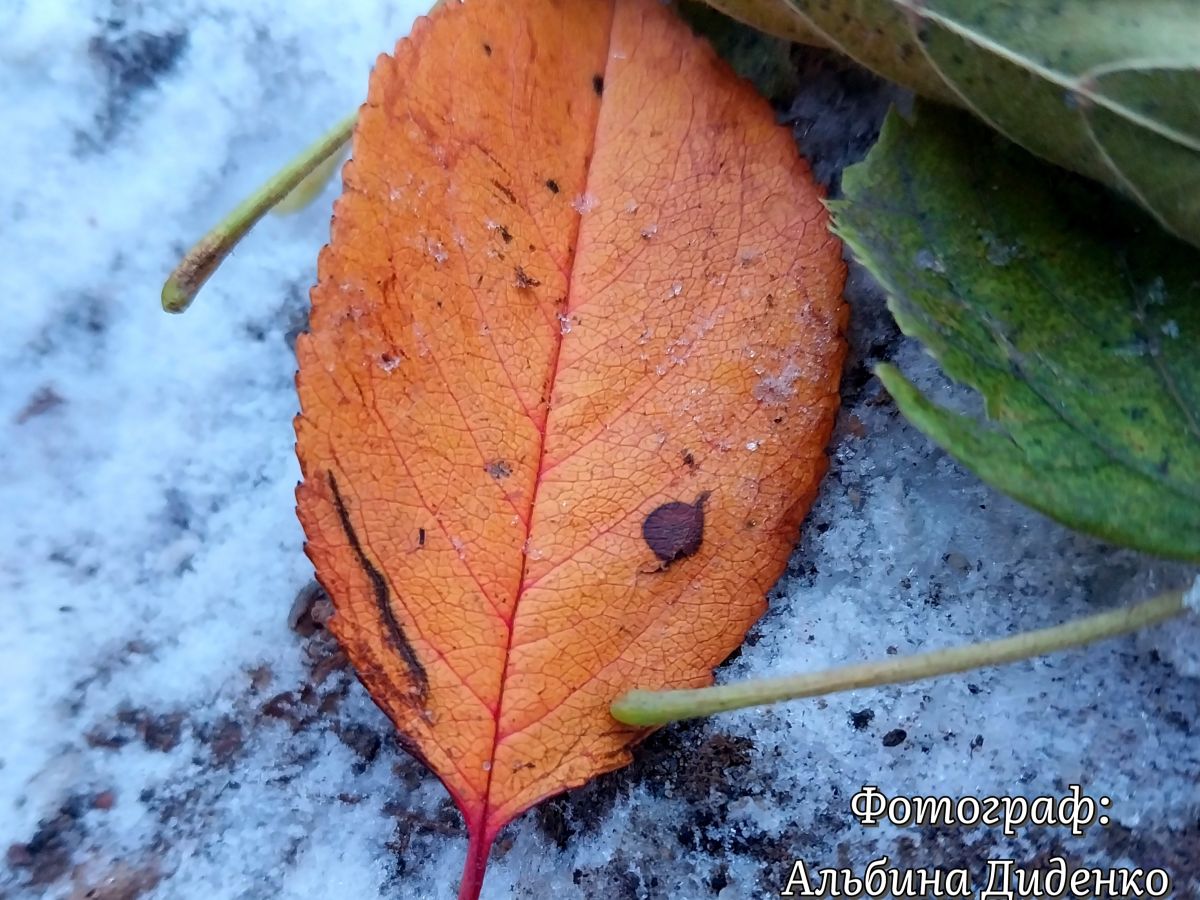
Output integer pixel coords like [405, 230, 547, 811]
[294, 0, 847, 895]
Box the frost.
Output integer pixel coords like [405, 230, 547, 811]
[557, 313, 573, 335]
[412, 322, 431, 358]
[426, 238, 449, 264]
[640, 223, 658, 239]
[571, 193, 598, 214]
[1161, 319, 1180, 338]
[752, 361, 804, 405]
[745, 441, 759, 452]
[1144, 275, 1167, 306]
[980, 229, 1020, 266]
[1186, 576, 1200, 612]
[668, 281, 682, 298]
[1131, 567, 1200, 677]
[914, 248, 946, 273]
[1113, 337, 1156, 359]
[1, 5, 1192, 898]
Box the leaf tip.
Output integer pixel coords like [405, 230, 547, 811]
[871, 362, 913, 400]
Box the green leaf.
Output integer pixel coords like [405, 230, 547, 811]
[701, 0, 1200, 250]
[830, 104, 1200, 562]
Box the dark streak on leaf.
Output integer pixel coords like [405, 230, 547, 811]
[327, 472, 430, 699]
[490, 178, 517, 204]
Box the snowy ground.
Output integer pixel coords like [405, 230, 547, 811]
[2, 2, 1197, 899]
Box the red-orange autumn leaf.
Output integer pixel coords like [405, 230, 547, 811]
[294, 0, 846, 896]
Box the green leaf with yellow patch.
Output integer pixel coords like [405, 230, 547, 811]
[832, 104, 1200, 562]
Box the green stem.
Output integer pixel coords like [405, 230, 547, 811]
[161, 111, 358, 314]
[611, 588, 1187, 726]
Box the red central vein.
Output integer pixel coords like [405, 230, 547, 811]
[467, 0, 619, 874]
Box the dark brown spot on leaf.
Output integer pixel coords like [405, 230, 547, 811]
[545, 178, 560, 193]
[642, 491, 710, 564]
[592, 74, 604, 95]
[482, 42, 492, 55]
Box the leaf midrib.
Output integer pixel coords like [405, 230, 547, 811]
[474, 0, 620, 843]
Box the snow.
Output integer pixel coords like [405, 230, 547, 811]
[2, 3, 1197, 899]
